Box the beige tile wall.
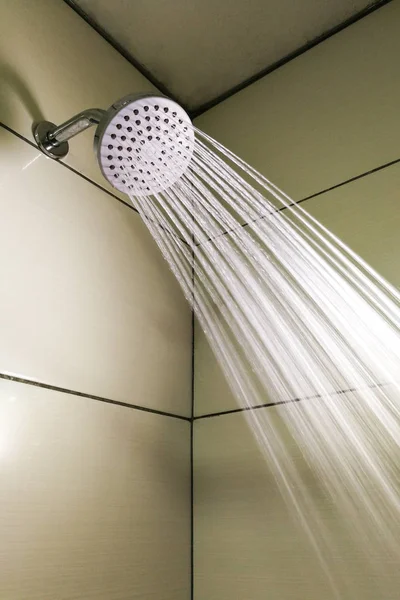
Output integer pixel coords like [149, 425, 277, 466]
[193, 3, 400, 599]
[194, 408, 400, 600]
[0, 378, 190, 600]
[0, 0, 156, 197]
[194, 0, 400, 415]
[194, 160, 400, 416]
[0, 127, 191, 415]
[0, 2, 191, 599]
[195, 1, 400, 208]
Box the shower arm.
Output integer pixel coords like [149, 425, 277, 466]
[33, 108, 106, 160]
[32, 93, 194, 195]
[47, 108, 106, 143]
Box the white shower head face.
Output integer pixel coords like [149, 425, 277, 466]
[95, 94, 194, 197]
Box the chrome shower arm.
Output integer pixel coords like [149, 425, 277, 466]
[32, 93, 194, 191]
[47, 108, 106, 143]
[33, 108, 106, 160]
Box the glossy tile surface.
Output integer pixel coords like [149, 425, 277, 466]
[0, 0, 157, 197]
[73, 0, 373, 110]
[194, 1, 400, 416]
[194, 320, 242, 417]
[0, 378, 190, 600]
[195, 2, 400, 210]
[194, 161, 400, 416]
[194, 406, 400, 600]
[0, 127, 191, 415]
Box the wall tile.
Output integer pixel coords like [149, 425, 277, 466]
[195, 2, 400, 210]
[0, 127, 191, 416]
[0, 378, 190, 600]
[0, 0, 158, 198]
[195, 405, 400, 600]
[194, 160, 400, 416]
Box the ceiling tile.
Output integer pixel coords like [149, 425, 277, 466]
[71, 0, 379, 111]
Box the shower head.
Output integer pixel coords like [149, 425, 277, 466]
[94, 94, 194, 196]
[33, 93, 194, 197]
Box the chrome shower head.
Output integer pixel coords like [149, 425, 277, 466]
[33, 93, 194, 197]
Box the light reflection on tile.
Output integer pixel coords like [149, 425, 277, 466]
[0, 127, 191, 415]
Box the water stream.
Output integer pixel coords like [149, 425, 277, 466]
[116, 120, 400, 596]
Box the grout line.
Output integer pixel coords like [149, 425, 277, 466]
[193, 382, 389, 420]
[1, 121, 46, 151]
[190, 237, 195, 600]
[192, 0, 394, 118]
[281, 156, 400, 208]
[0, 120, 138, 210]
[195, 155, 400, 246]
[0, 373, 191, 422]
[190, 385, 194, 600]
[0, 120, 191, 422]
[4, 123, 398, 250]
[0, 121, 191, 248]
[62, 0, 189, 114]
